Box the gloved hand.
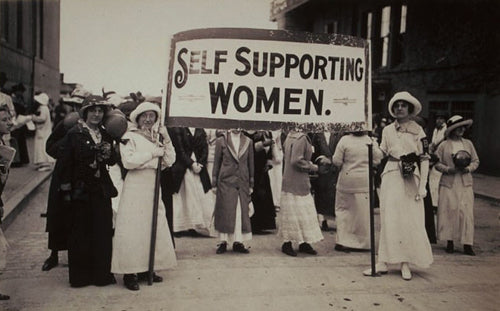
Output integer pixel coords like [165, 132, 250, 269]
[192, 162, 203, 174]
[415, 185, 427, 201]
[310, 163, 319, 173]
[262, 138, 274, 147]
[152, 147, 165, 158]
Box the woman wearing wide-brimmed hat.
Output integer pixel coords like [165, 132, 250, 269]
[434, 115, 479, 255]
[111, 101, 177, 291]
[59, 95, 118, 287]
[363, 91, 433, 280]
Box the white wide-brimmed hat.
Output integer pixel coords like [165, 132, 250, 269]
[388, 91, 422, 118]
[129, 101, 161, 125]
[34, 93, 49, 106]
[445, 115, 473, 137]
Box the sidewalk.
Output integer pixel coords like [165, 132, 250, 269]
[1, 163, 53, 230]
[1, 165, 499, 231]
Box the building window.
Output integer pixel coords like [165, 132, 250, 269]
[380, 6, 391, 67]
[39, 0, 44, 59]
[324, 21, 338, 34]
[1, 1, 8, 42]
[400, 4, 407, 34]
[16, 0, 23, 49]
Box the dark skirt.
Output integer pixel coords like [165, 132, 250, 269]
[46, 162, 71, 251]
[68, 193, 114, 287]
[311, 172, 337, 217]
[250, 171, 276, 232]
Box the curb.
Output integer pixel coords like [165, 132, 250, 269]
[474, 192, 500, 205]
[1, 171, 52, 230]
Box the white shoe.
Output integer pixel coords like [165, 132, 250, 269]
[363, 262, 388, 276]
[401, 262, 412, 280]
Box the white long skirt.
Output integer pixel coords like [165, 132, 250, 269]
[377, 170, 433, 268]
[335, 191, 370, 249]
[278, 192, 323, 244]
[112, 169, 177, 274]
[173, 169, 214, 236]
[437, 178, 475, 245]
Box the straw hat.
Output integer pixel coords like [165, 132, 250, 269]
[445, 115, 473, 137]
[388, 91, 422, 118]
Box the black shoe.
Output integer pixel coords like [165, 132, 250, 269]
[232, 242, 250, 254]
[446, 240, 454, 253]
[299, 243, 317, 255]
[0, 293, 9, 300]
[123, 274, 140, 291]
[334, 244, 350, 253]
[95, 274, 116, 286]
[281, 242, 297, 257]
[321, 220, 334, 232]
[464, 244, 476, 256]
[137, 272, 163, 283]
[42, 255, 58, 271]
[216, 242, 227, 254]
[252, 229, 272, 235]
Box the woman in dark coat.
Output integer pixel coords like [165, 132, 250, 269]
[41, 90, 89, 271]
[245, 130, 276, 234]
[170, 127, 212, 236]
[59, 95, 117, 287]
[311, 131, 341, 231]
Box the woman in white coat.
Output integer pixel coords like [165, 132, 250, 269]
[111, 102, 177, 291]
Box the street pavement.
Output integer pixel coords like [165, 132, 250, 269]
[0, 165, 499, 310]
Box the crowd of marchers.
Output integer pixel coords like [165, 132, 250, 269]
[0, 72, 479, 297]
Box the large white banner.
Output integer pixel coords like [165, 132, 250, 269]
[166, 28, 371, 132]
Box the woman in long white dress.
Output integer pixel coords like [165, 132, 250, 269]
[332, 132, 382, 251]
[364, 91, 433, 280]
[31, 93, 54, 171]
[435, 115, 479, 255]
[111, 102, 177, 291]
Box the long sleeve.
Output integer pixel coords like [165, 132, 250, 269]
[46, 121, 67, 158]
[291, 136, 314, 172]
[331, 137, 345, 168]
[120, 136, 155, 170]
[248, 140, 254, 188]
[466, 140, 480, 173]
[59, 133, 74, 191]
[161, 131, 176, 169]
[212, 138, 223, 187]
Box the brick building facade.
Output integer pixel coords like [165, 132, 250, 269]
[270, 0, 500, 175]
[0, 0, 60, 107]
